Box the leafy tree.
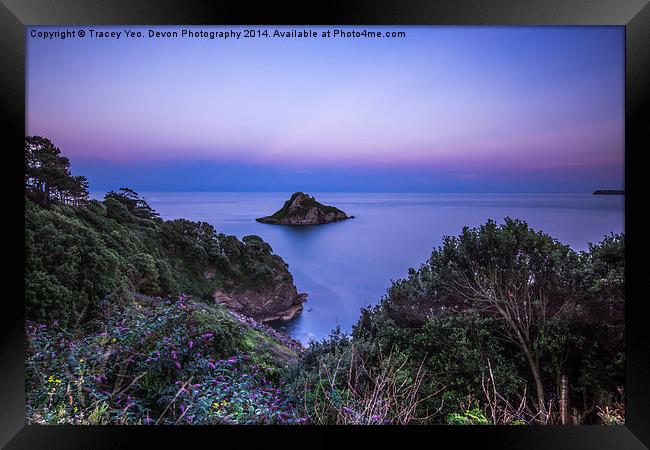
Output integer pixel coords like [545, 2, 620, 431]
[437, 218, 580, 422]
[25, 136, 88, 206]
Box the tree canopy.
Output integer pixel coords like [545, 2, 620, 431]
[25, 136, 89, 206]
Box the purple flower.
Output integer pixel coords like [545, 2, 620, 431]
[143, 417, 153, 425]
[171, 350, 177, 360]
[342, 407, 355, 415]
[188, 340, 193, 349]
[202, 333, 214, 340]
[175, 361, 181, 369]
[208, 362, 215, 370]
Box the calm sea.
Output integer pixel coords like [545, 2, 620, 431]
[92, 192, 624, 344]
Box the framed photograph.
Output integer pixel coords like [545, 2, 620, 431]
[2, 0, 648, 448]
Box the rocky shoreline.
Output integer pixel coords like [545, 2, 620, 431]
[213, 285, 307, 323]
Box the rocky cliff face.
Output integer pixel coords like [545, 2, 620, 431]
[209, 234, 307, 322]
[213, 282, 307, 323]
[256, 192, 353, 225]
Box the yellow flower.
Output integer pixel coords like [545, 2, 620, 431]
[47, 375, 62, 384]
[111, 338, 117, 343]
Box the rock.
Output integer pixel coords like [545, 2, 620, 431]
[213, 286, 307, 323]
[593, 189, 624, 195]
[256, 192, 353, 225]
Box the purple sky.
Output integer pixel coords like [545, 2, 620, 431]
[26, 26, 624, 192]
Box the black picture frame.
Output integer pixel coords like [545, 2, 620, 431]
[1, 0, 648, 448]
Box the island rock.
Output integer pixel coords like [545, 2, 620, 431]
[256, 192, 353, 225]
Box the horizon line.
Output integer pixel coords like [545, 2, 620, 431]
[88, 190, 624, 195]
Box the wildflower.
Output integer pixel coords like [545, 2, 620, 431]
[188, 340, 193, 349]
[174, 361, 181, 369]
[47, 375, 62, 384]
[201, 333, 213, 340]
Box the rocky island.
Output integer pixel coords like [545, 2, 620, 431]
[593, 189, 624, 195]
[256, 192, 353, 225]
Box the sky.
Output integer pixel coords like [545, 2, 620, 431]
[26, 26, 624, 193]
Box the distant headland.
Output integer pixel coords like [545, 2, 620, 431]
[256, 192, 353, 225]
[593, 190, 624, 195]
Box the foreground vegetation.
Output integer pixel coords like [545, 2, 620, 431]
[27, 295, 304, 424]
[282, 220, 624, 425]
[25, 136, 624, 425]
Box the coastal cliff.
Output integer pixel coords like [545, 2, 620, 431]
[256, 192, 352, 225]
[214, 284, 307, 323]
[210, 234, 307, 321]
